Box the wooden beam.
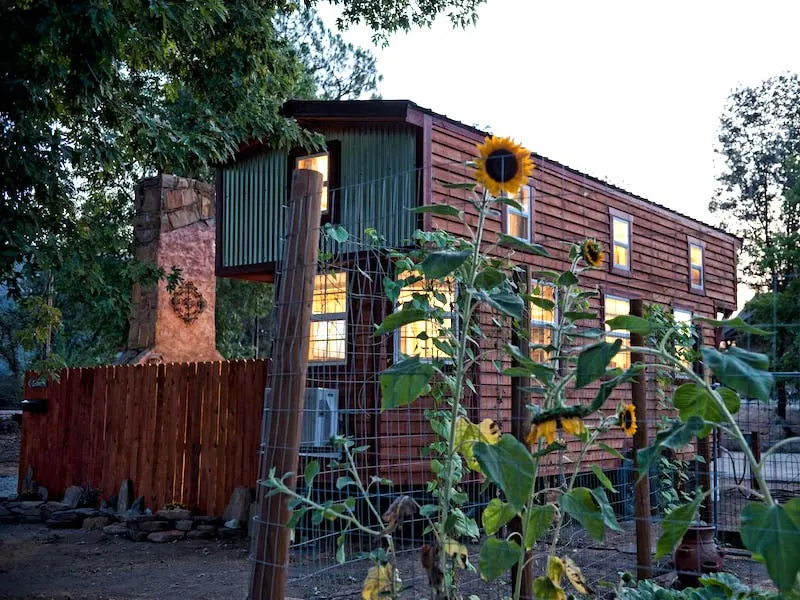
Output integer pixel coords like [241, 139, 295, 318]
[509, 266, 533, 600]
[249, 169, 323, 600]
[630, 298, 653, 581]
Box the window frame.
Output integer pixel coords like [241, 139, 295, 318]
[393, 273, 457, 363]
[502, 185, 534, 243]
[308, 271, 348, 366]
[688, 237, 705, 294]
[608, 207, 633, 275]
[603, 292, 631, 369]
[672, 307, 694, 372]
[530, 280, 557, 365]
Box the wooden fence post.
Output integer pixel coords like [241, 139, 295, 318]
[249, 169, 323, 600]
[509, 266, 533, 600]
[630, 298, 653, 580]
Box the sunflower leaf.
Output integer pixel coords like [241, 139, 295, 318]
[410, 203, 463, 217]
[575, 339, 623, 388]
[374, 308, 428, 335]
[557, 271, 579, 286]
[637, 416, 706, 478]
[435, 180, 477, 191]
[605, 315, 651, 336]
[497, 233, 549, 257]
[419, 250, 471, 279]
[694, 315, 772, 336]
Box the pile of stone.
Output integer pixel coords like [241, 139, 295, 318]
[1, 478, 257, 544]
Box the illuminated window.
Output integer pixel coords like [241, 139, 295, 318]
[612, 216, 631, 271]
[396, 274, 456, 360]
[689, 243, 704, 291]
[604, 295, 630, 369]
[296, 152, 330, 213]
[530, 283, 556, 364]
[503, 186, 532, 242]
[308, 272, 346, 363]
[673, 308, 693, 369]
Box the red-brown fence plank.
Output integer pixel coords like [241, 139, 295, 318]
[20, 360, 271, 516]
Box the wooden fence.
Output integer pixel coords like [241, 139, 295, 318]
[19, 360, 269, 516]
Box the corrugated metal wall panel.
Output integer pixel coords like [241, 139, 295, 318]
[220, 126, 418, 269]
[222, 151, 287, 268]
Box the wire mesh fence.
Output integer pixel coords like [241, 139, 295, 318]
[246, 162, 795, 599]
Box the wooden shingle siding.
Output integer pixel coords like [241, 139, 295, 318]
[426, 118, 739, 473]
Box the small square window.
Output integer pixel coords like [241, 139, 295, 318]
[308, 272, 346, 363]
[604, 295, 630, 369]
[296, 152, 330, 213]
[503, 186, 532, 242]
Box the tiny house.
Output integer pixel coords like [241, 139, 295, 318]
[216, 100, 740, 487]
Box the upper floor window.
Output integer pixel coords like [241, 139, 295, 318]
[609, 208, 632, 272]
[502, 186, 532, 242]
[530, 282, 556, 364]
[296, 152, 330, 213]
[604, 294, 630, 370]
[689, 240, 704, 291]
[309, 272, 346, 364]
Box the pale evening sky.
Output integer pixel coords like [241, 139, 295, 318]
[319, 0, 800, 308]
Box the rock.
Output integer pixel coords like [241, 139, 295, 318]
[224, 518, 239, 529]
[175, 519, 194, 531]
[192, 515, 219, 525]
[123, 514, 159, 524]
[222, 486, 252, 524]
[82, 516, 111, 530]
[75, 508, 100, 518]
[46, 510, 85, 528]
[11, 501, 43, 519]
[38, 487, 48, 502]
[147, 530, 185, 543]
[137, 520, 170, 533]
[124, 496, 145, 518]
[156, 508, 192, 521]
[186, 529, 213, 540]
[103, 495, 117, 511]
[195, 524, 217, 534]
[99, 507, 117, 519]
[103, 523, 129, 536]
[40, 501, 70, 520]
[62, 486, 83, 509]
[116, 480, 134, 514]
[0, 506, 13, 524]
[129, 530, 151, 542]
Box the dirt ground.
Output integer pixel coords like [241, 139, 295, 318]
[0, 430, 775, 600]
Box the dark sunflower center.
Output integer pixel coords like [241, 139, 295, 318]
[622, 410, 633, 429]
[485, 149, 519, 183]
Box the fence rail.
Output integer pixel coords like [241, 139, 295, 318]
[19, 360, 269, 516]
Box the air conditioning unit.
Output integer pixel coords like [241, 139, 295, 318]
[262, 387, 339, 452]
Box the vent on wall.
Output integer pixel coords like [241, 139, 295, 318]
[262, 388, 340, 457]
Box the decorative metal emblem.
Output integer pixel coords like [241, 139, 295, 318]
[170, 281, 207, 324]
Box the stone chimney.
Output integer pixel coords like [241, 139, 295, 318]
[118, 174, 223, 364]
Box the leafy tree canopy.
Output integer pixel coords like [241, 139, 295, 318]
[710, 74, 800, 288]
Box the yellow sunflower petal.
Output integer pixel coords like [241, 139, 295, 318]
[454, 417, 482, 472]
[582, 239, 605, 268]
[475, 135, 534, 197]
[443, 538, 469, 569]
[561, 417, 586, 437]
[547, 556, 566, 586]
[620, 403, 637, 437]
[563, 556, 592, 595]
[362, 563, 401, 600]
[478, 418, 501, 444]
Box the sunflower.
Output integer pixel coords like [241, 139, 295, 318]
[582, 239, 605, 268]
[527, 418, 557, 446]
[619, 403, 637, 437]
[561, 417, 586, 437]
[475, 136, 534, 197]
